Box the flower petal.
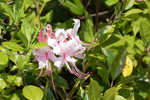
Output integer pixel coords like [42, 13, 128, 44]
[73, 19, 80, 35]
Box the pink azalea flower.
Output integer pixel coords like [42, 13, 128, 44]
[47, 19, 88, 78]
[33, 24, 56, 76]
[33, 19, 89, 78]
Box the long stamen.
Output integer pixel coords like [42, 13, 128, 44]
[65, 61, 89, 79]
[39, 69, 43, 77]
[71, 63, 89, 79]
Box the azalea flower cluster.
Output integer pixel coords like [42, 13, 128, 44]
[33, 19, 88, 78]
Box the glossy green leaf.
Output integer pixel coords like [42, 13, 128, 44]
[58, 0, 84, 15]
[11, 93, 20, 100]
[0, 52, 8, 65]
[111, 46, 126, 80]
[125, 0, 135, 10]
[131, 18, 141, 35]
[46, 88, 56, 100]
[101, 48, 115, 69]
[140, 17, 150, 45]
[21, 19, 34, 47]
[53, 75, 69, 89]
[16, 55, 30, 70]
[0, 2, 14, 24]
[103, 86, 120, 100]
[124, 9, 142, 17]
[6, 75, 22, 87]
[115, 95, 127, 100]
[96, 25, 115, 44]
[23, 0, 35, 10]
[97, 67, 110, 85]
[83, 17, 94, 42]
[0, 78, 7, 91]
[87, 78, 103, 100]
[79, 88, 89, 100]
[23, 85, 43, 100]
[105, 0, 119, 6]
[2, 42, 24, 51]
[129, 93, 135, 100]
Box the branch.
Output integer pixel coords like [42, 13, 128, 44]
[78, 11, 109, 19]
[95, 0, 100, 32]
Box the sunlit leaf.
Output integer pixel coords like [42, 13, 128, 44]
[83, 17, 94, 42]
[125, 0, 135, 10]
[11, 93, 20, 100]
[140, 17, 150, 45]
[23, 85, 43, 100]
[58, 0, 84, 15]
[87, 78, 103, 100]
[111, 46, 126, 80]
[124, 9, 142, 17]
[0, 52, 8, 65]
[96, 25, 115, 44]
[115, 95, 127, 100]
[122, 56, 133, 77]
[2, 42, 24, 51]
[0, 78, 7, 91]
[103, 86, 120, 100]
[105, 0, 119, 6]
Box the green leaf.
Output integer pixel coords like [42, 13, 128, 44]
[140, 17, 150, 45]
[135, 39, 145, 55]
[11, 93, 20, 100]
[16, 55, 30, 70]
[0, 78, 7, 91]
[43, 82, 56, 100]
[124, 9, 142, 17]
[6, 75, 22, 87]
[2, 42, 24, 51]
[21, 19, 34, 47]
[115, 95, 127, 100]
[96, 25, 115, 44]
[103, 86, 120, 100]
[40, 10, 53, 25]
[58, 0, 84, 15]
[129, 93, 135, 100]
[14, 0, 25, 23]
[105, 0, 119, 6]
[131, 18, 141, 35]
[0, 2, 14, 24]
[87, 78, 103, 100]
[53, 75, 69, 89]
[46, 88, 56, 100]
[125, 0, 135, 10]
[83, 17, 94, 42]
[14, 76, 22, 87]
[78, 87, 89, 100]
[101, 48, 115, 69]
[97, 67, 110, 85]
[23, 0, 35, 10]
[0, 52, 8, 65]
[111, 46, 126, 80]
[23, 85, 44, 100]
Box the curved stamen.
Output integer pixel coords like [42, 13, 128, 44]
[65, 61, 89, 79]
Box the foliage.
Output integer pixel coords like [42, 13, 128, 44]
[0, 0, 150, 100]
